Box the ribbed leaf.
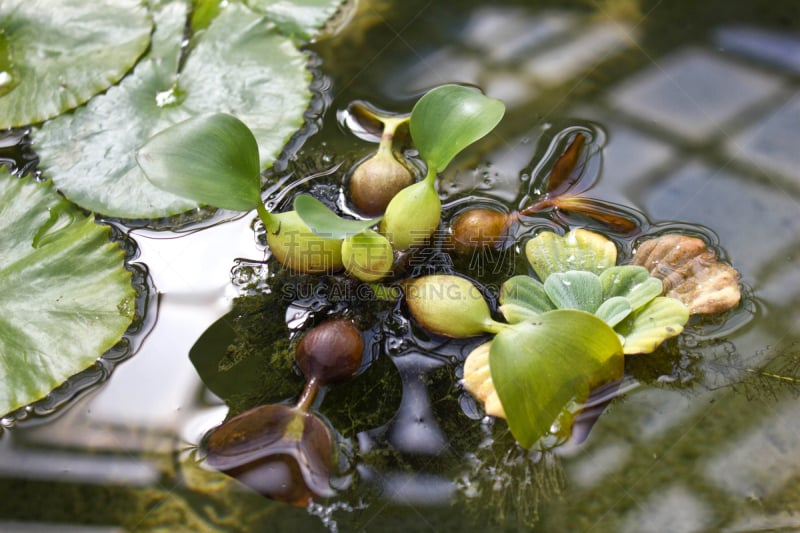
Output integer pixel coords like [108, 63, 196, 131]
[0, 171, 135, 416]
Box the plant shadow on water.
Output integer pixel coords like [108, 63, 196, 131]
[2, 1, 800, 532]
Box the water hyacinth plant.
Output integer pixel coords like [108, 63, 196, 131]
[344, 103, 414, 216]
[137, 84, 505, 280]
[204, 318, 364, 505]
[405, 229, 701, 449]
[381, 84, 505, 250]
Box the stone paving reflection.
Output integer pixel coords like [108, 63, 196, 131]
[2, 3, 799, 531]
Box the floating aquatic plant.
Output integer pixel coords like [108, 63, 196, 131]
[0, 170, 135, 417]
[137, 113, 344, 273]
[0, 0, 152, 128]
[381, 84, 505, 250]
[35, 1, 343, 218]
[138, 83, 505, 276]
[448, 132, 642, 252]
[630, 233, 741, 314]
[344, 103, 414, 216]
[205, 318, 364, 506]
[406, 229, 695, 448]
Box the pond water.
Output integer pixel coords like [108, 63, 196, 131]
[2, 1, 800, 531]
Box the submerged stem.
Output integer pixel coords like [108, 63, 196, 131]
[295, 377, 320, 412]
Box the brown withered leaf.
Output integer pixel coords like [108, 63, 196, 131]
[630, 234, 741, 315]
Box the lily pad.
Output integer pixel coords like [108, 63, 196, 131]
[525, 229, 617, 281]
[34, 2, 313, 218]
[249, 0, 345, 39]
[0, 0, 152, 128]
[489, 310, 624, 449]
[0, 171, 135, 417]
[615, 297, 690, 355]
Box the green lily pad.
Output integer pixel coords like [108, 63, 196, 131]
[599, 265, 662, 311]
[0, 0, 152, 129]
[525, 229, 617, 281]
[489, 310, 624, 449]
[249, 0, 344, 39]
[34, 2, 313, 219]
[0, 171, 135, 417]
[543, 271, 603, 313]
[615, 297, 690, 355]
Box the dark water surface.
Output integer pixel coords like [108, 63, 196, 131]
[2, 1, 800, 531]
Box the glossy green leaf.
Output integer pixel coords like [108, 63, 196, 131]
[616, 297, 690, 355]
[499, 275, 554, 318]
[489, 310, 623, 449]
[293, 194, 381, 239]
[599, 265, 663, 311]
[0, 0, 151, 128]
[525, 229, 617, 281]
[248, 0, 345, 39]
[543, 271, 603, 313]
[137, 113, 261, 211]
[0, 171, 135, 417]
[34, 2, 313, 218]
[595, 296, 633, 328]
[409, 84, 505, 173]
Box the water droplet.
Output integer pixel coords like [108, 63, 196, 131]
[155, 88, 178, 107]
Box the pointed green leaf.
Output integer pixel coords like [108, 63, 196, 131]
[489, 310, 623, 449]
[0, 171, 135, 417]
[544, 271, 604, 313]
[599, 265, 663, 310]
[293, 194, 381, 239]
[0, 0, 152, 128]
[616, 297, 690, 354]
[595, 296, 633, 328]
[34, 3, 314, 218]
[525, 229, 618, 281]
[499, 275, 554, 317]
[410, 84, 505, 173]
[137, 113, 261, 211]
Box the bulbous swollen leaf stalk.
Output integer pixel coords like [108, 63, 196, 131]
[379, 170, 441, 251]
[405, 274, 507, 337]
[449, 207, 515, 252]
[257, 204, 343, 274]
[349, 117, 414, 216]
[342, 229, 395, 282]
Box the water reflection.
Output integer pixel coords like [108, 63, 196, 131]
[2, 1, 800, 531]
